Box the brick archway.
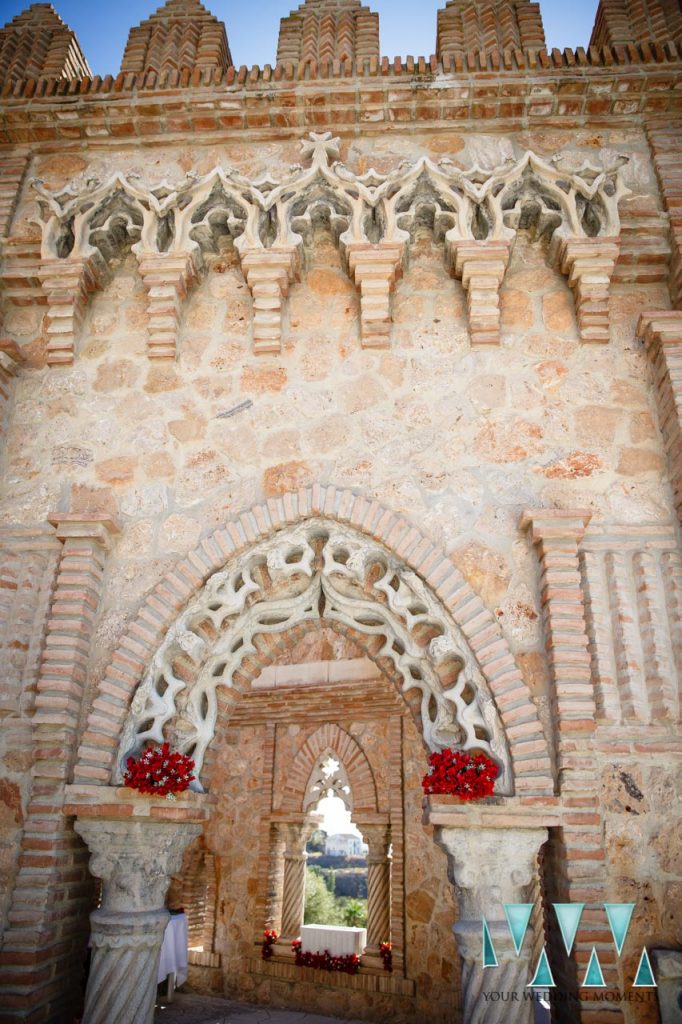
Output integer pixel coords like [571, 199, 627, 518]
[74, 486, 553, 798]
[281, 722, 379, 816]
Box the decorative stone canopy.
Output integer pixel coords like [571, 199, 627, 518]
[119, 0, 232, 77]
[30, 131, 630, 360]
[116, 520, 513, 791]
[0, 3, 91, 84]
[277, 0, 380, 66]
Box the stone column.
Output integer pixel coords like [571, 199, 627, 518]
[75, 818, 202, 1024]
[360, 823, 391, 966]
[435, 824, 548, 1024]
[276, 820, 316, 950]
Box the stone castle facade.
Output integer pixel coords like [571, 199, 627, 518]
[0, 1, 680, 1023]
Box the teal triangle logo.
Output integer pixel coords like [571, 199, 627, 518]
[604, 903, 635, 956]
[553, 903, 584, 956]
[633, 948, 657, 988]
[582, 947, 607, 987]
[503, 904, 534, 955]
[482, 916, 498, 968]
[527, 947, 556, 988]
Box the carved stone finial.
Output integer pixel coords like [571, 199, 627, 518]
[300, 131, 342, 167]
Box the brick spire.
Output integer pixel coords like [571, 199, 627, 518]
[119, 0, 232, 77]
[590, 0, 682, 48]
[0, 3, 91, 85]
[277, 0, 379, 66]
[436, 0, 546, 58]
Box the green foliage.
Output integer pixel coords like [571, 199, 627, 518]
[303, 867, 344, 925]
[341, 898, 367, 928]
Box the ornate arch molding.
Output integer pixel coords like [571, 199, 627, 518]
[74, 488, 553, 798]
[31, 132, 630, 360]
[283, 723, 379, 816]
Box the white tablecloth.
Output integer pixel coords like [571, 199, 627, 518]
[157, 913, 188, 986]
[300, 924, 366, 957]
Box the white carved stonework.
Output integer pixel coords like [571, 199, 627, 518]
[436, 826, 548, 1024]
[74, 818, 201, 1024]
[304, 749, 353, 813]
[31, 134, 629, 354]
[115, 521, 513, 792]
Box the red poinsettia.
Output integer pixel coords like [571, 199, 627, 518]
[123, 742, 195, 797]
[291, 939, 360, 975]
[422, 748, 499, 800]
[380, 942, 393, 972]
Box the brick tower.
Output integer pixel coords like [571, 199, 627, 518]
[276, 0, 379, 66]
[0, 3, 90, 85]
[119, 0, 232, 77]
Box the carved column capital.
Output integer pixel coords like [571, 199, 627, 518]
[74, 818, 202, 913]
[436, 825, 547, 1024]
[75, 816, 201, 1024]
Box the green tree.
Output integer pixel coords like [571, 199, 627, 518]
[304, 867, 344, 925]
[341, 898, 367, 928]
[307, 829, 327, 853]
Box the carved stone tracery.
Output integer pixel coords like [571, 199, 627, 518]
[31, 133, 630, 359]
[116, 520, 513, 793]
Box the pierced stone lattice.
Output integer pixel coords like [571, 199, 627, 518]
[116, 521, 512, 793]
[30, 133, 630, 353]
[304, 749, 353, 813]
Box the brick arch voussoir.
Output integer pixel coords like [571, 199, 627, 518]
[75, 485, 554, 796]
[280, 722, 379, 816]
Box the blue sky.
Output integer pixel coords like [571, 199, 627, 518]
[0, 0, 601, 76]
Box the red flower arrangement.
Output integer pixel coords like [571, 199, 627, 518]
[262, 930, 278, 960]
[291, 939, 360, 975]
[422, 748, 499, 800]
[123, 742, 195, 798]
[380, 942, 393, 972]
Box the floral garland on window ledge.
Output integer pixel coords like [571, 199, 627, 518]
[421, 748, 499, 800]
[123, 742, 195, 799]
[291, 939, 360, 975]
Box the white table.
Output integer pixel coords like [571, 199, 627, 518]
[157, 912, 188, 996]
[300, 924, 366, 957]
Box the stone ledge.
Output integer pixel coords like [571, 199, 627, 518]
[64, 784, 215, 823]
[423, 794, 561, 829]
[249, 957, 416, 996]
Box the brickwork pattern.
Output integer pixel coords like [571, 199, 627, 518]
[119, 0, 232, 77]
[0, 3, 90, 85]
[590, 0, 682, 48]
[277, 0, 379, 66]
[437, 0, 546, 58]
[646, 126, 682, 305]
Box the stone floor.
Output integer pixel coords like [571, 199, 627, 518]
[154, 993, 366, 1024]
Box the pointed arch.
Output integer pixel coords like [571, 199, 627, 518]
[282, 723, 379, 816]
[74, 486, 554, 798]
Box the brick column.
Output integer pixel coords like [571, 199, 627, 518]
[0, 515, 118, 1023]
[557, 237, 620, 344]
[358, 822, 391, 967]
[637, 311, 682, 526]
[520, 509, 622, 1023]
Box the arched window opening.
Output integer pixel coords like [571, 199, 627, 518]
[304, 774, 369, 932]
